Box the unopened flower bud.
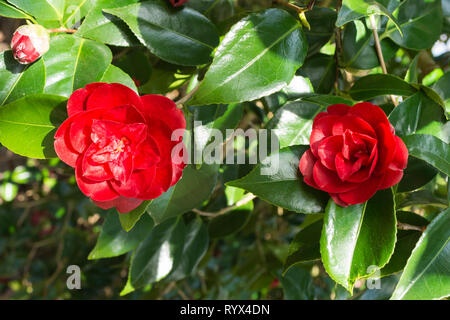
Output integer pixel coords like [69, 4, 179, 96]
[169, 0, 189, 7]
[10, 24, 50, 65]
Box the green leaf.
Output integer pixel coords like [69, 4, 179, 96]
[341, 20, 397, 70]
[388, 91, 446, 139]
[189, 8, 307, 105]
[0, 51, 46, 106]
[301, 94, 353, 107]
[380, 211, 428, 277]
[336, 0, 401, 33]
[267, 100, 324, 148]
[114, 49, 152, 86]
[433, 71, 450, 113]
[105, 0, 219, 66]
[8, 0, 65, 22]
[130, 217, 186, 288]
[281, 265, 315, 300]
[43, 35, 112, 97]
[166, 216, 209, 281]
[298, 54, 336, 93]
[391, 208, 450, 300]
[148, 164, 219, 224]
[349, 74, 417, 100]
[76, 0, 140, 47]
[404, 54, 420, 83]
[226, 145, 329, 214]
[385, 0, 443, 50]
[0, 0, 32, 19]
[208, 187, 253, 238]
[284, 218, 323, 274]
[100, 65, 138, 93]
[63, 0, 94, 27]
[304, 7, 336, 55]
[320, 189, 396, 293]
[88, 211, 154, 260]
[118, 200, 152, 232]
[402, 134, 450, 177]
[397, 156, 438, 193]
[186, 0, 235, 26]
[0, 94, 67, 159]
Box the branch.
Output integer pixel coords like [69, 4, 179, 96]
[48, 28, 77, 33]
[273, 0, 316, 14]
[175, 82, 201, 108]
[193, 193, 256, 218]
[369, 14, 398, 106]
[397, 222, 426, 232]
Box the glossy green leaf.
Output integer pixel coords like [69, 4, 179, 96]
[284, 219, 323, 273]
[166, 216, 209, 281]
[385, 0, 443, 50]
[267, 100, 324, 148]
[298, 54, 336, 93]
[105, 0, 219, 66]
[130, 217, 185, 287]
[391, 208, 450, 300]
[433, 71, 450, 113]
[341, 20, 397, 70]
[148, 164, 219, 224]
[76, 0, 140, 47]
[227, 146, 329, 214]
[301, 94, 353, 107]
[320, 189, 396, 293]
[63, 0, 94, 27]
[304, 7, 336, 55]
[189, 8, 307, 105]
[281, 265, 315, 300]
[42, 35, 112, 97]
[402, 134, 450, 177]
[0, 51, 46, 106]
[114, 49, 152, 86]
[404, 54, 420, 83]
[8, 0, 65, 22]
[336, 0, 401, 32]
[88, 212, 154, 260]
[0, 0, 31, 19]
[397, 156, 438, 193]
[388, 91, 446, 139]
[349, 74, 417, 100]
[100, 65, 138, 93]
[380, 211, 429, 277]
[118, 200, 152, 232]
[186, 0, 235, 26]
[0, 94, 67, 159]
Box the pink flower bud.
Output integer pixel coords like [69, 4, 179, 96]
[11, 24, 50, 65]
[169, 0, 189, 7]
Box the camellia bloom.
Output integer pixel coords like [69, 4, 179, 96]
[54, 83, 186, 213]
[169, 0, 189, 7]
[10, 24, 50, 64]
[299, 102, 408, 207]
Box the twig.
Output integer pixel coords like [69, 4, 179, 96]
[273, 0, 315, 13]
[369, 14, 398, 106]
[334, 0, 343, 92]
[397, 222, 426, 232]
[175, 82, 201, 108]
[48, 28, 77, 33]
[193, 193, 256, 218]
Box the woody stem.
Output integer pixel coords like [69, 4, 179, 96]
[369, 14, 398, 106]
[48, 28, 77, 34]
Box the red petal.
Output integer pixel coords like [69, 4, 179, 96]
[86, 83, 144, 112]
[82, 145, 113, 181]
[373, 122, 396, 175]
[140, 95, 186, 132]
[389, 136, 408, 171]
[101, 104, 145, 124]
[330, 193, 349, 207]
[335, 152, 365, 181]
[332, 115, 376, 137]
[327, 104, 351, 115]
[54, 121, 78, 167]
[337, 176, 383, 205]
[67, 83, 105, 117]
[133, 137, 161, 170]
[93, 197, 143, 213]
[299, 149, 319, 188]
[317, 135, 343, 170]
[112, 167, 156, 199]
[379, 168, 404, 190]
[349, 102, 390, 129]
[75, 158, 118, 201]
[313, 161, 357, 193]
[310, 115, 339, 157]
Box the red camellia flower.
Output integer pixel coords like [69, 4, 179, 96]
[299, 102, 408, 207]
[10, 24, 50, 64]
[54, 83, 186, 213]
[169, 0, 189, 7]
